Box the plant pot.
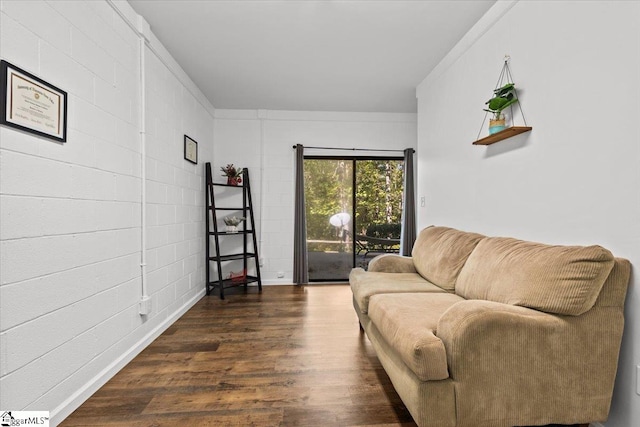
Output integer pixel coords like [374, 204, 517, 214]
[226, 225, 238, 233]
[227, 176, 241, 186]
[489, 118, 506, 135]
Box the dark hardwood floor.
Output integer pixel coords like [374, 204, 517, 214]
[62, 284, 416, 426]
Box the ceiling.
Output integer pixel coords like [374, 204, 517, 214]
[129, 0, 496, 113]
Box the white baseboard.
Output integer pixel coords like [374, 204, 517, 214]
[260, 280, 296, 285]
[50, 289, 205, 426]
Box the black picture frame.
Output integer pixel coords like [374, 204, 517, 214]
[184, 134, 198, 164]
[0, 60, 68, 142]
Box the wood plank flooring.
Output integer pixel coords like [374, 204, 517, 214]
[61, 285, 416, 427]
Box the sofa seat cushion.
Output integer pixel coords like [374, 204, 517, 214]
[456, 237, 615, 316]
[350, 268, 448, 314]
[368, 293, 465, 381]
[411, 226, 485, 291]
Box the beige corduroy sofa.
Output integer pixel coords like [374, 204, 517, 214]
[350, 226, 630, 427]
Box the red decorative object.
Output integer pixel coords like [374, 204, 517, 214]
[227, 176, 242, 186]
[229, 269, 247, 283]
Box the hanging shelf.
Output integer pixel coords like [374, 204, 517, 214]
[473, 56, 531, 146]
[472, 126, 532, 145]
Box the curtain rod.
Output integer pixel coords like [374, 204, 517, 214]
[292, 145, 414, 153]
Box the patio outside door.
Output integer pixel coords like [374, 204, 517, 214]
[304, 157, 404, 281]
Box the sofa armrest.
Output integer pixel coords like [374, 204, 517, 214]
[367, 254, 416, 273]
[436, 300, 624, 425]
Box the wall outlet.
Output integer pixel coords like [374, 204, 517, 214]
[420, 196, 425, 207]
[259, 257, 264, 267]
[277, 271, 285, 278]
[139, 296, 152, 316]
[637, 365, 640, 395]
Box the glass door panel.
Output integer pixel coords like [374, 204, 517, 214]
[354, 160, 404, 269]
[304, 159, 353, 281]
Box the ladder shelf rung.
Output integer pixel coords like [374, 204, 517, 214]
[209, 230, 255, 235]
[209, 253, 257, 262]
[208, 275, 260, 288]
[209, 182, 245, 188]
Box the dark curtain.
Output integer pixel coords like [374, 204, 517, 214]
[293, 144, 309, 284]
[400, 148, 416, 256]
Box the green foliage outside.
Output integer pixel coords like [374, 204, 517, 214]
[304, 159, 404, 252]
[355, 160, 404, 235]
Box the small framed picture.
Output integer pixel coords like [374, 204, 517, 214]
[1, 60, 67, 142]
[184, 135, 198, 164]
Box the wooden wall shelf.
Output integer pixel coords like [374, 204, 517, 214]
[472, 126, 532, 146]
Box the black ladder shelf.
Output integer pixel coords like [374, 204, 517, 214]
[205, 163, 262, 299]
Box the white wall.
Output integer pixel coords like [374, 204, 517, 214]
[0, 1, 213, 424]
[416, 1, 640, 426]
[214, 109, 417, 283]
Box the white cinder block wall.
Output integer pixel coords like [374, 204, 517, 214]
[213, 109, 417, 283]
[416, 1, 640, 426]
[0, 1, 213, 424]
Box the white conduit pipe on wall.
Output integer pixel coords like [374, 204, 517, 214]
[258, 110, 266, 266]
[109, 1, 215, 310]
[137, 17, 151, 316]
[107, 2, 152, 316]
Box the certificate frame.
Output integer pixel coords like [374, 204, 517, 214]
[184, 134, 198, 164]
[0, 60, 68, 142]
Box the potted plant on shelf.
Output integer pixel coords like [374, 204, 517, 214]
[221, 164, 244, 185]
[484, 82, 519, 134]
[223, 215, 245, 233]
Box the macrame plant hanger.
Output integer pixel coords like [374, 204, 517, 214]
[474, 55, 530, 144]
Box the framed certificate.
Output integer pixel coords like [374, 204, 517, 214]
[184, 135, 198, 164]
[1, 60, 67, 142]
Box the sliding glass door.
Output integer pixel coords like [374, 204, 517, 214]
[304, 157, 404, 281]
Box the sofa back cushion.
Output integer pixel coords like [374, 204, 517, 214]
[412, 226, 485, 291]
[456, 237, 615, 315]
